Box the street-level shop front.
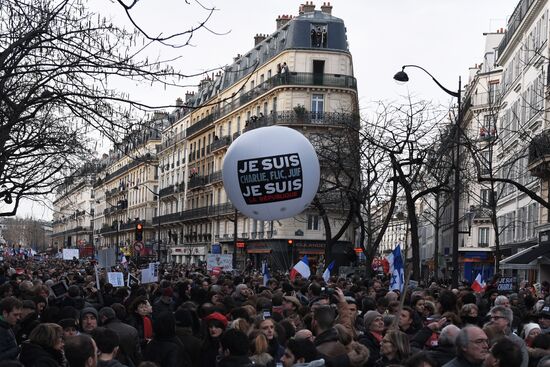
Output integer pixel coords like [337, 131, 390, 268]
[170, 245, 207, 264]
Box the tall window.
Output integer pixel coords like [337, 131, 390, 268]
[307, 214, 319, 230]
[478, 227, 489, 246]
[311, 94, 324, 120]
[480, 189, 491, 206]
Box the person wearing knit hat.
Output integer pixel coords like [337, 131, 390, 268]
[80, 307, 98, 334]
[204, 311, 228, 329]
[523, 322, 541, 347]
[201, 312, 228, 367]
[358, 310, 384, 367]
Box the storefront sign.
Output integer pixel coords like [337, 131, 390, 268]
[171, 246, 206, 256]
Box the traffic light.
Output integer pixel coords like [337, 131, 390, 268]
[135, 223, 143, 241]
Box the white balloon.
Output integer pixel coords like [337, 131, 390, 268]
[222, 126, 320, 220]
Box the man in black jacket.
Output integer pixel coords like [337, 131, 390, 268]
[99, 306, 141, 367]
[0, 296, 22, 361]
[218, 328, 253, 367]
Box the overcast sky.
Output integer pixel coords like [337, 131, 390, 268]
[14, 0, 519, 220]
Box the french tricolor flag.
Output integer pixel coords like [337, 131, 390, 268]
[290, 256, 311, 280]
[471, 273, 485, 293]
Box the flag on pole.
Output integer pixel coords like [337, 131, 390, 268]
[389, 245, 404, 292]
[290, 256, 311, 280]
[262, 261, 270, 286]
[471, 273, 485, 293]
[322, 261, 335, 283]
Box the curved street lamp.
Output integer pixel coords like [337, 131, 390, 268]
[393, 64, 463, 288]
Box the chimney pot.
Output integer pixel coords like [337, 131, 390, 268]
[254, 33, 267, 46]
[321, 1, 332, 15]
[302, 2, 315, 13]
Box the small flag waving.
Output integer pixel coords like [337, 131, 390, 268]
[120, 254, 128, 267]
[322, 261, 335, 283]
[290, 255, 311, 280]
[471, 273, 485, 293]
[390, 245, 404, 292]
[262, 261, 270, 286]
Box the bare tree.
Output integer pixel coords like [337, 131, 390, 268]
[363, 100, 452, 279]
[0, 0, 219, 216]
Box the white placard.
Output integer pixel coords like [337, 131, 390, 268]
[140, 268, 156, 284]
[62, 248, 80, 260]
[107, 272, 125, 287]
[206, 254, 233, 271]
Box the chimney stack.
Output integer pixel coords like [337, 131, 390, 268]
[302, 1, 315, 13]
[254, 33, 267, 46]
[321, 2, 332, 15]
[185, 91, 195, 102]
[175, 97, 183, 107]
[276, 15, 292, 30]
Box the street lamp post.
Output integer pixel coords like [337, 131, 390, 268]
[394, 65, 463, 288]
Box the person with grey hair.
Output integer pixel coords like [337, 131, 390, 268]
[494, 295, 510, 308]
[442, 325, 489, 367]
[489, 305, 528, 367]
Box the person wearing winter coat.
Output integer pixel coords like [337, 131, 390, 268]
[19, 323, 66, 367]
[0, 296, 22, 361]
[98, 307, 141, 367]
[358, 311, 384, 367]
[375, 330, 410, 367]
[201, 312, 229, 367]
[90, 327, 127, 367]
[218, 328, 254, 367]
[142, 311, 191, 367]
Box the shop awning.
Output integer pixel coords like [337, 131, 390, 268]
[500, 244, 550, 270]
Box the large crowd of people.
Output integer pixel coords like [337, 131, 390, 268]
[0, 257, 549, 367]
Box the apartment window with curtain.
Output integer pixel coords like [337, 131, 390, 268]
[311, 94, 324, 120]
[307, 214, 319, 230]
[478, 228, 489, 247]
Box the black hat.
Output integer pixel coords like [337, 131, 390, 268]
[174, 309, 193, 328]
[58, 318, 78, 329]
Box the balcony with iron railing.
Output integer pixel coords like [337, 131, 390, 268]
[153, 202, 235, 225]
[497, 0, 536, 58]
[528, 129, 550, 177]
[244, 110, 360, 132]
[188, 175, 207, 190]
[185, 71, 358, 139]
[159, 185, 179, 198]
[158, 131, 186, 152]
[209, 170, 223, 184]
[209, 135, 232, 153]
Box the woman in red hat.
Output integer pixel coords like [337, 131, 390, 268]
[200, 312, 228, 367]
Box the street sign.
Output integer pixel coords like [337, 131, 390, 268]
[134, 241, 143, 252]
